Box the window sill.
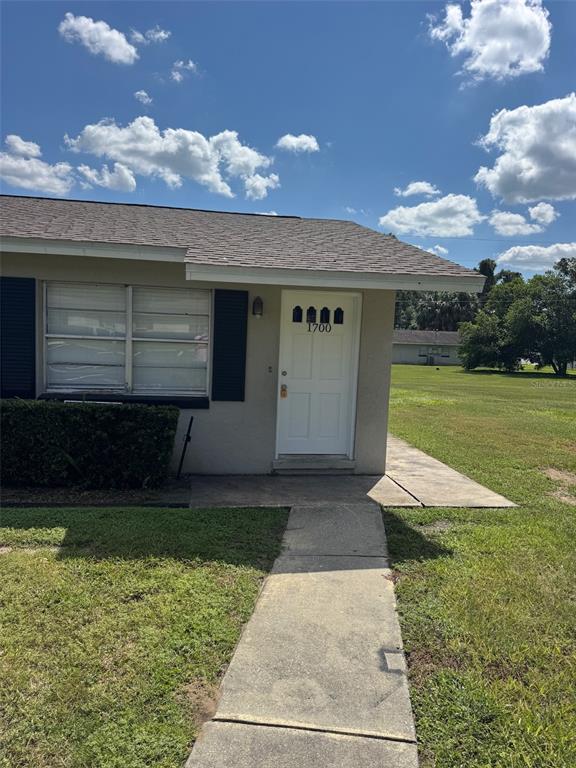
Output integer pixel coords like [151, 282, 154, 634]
[38, 392, 210, 409]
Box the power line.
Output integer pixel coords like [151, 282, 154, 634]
[393, 300, 576, 311]
[411, 236, 575, 245]
[394, 295, 576, 305]
[393, 296, 576, 302]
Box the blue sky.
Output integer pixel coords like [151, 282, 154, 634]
[1, 0, 575, 273]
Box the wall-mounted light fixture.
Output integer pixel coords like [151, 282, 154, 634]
[252, 296, 263, 318]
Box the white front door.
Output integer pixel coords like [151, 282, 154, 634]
[276, 290, 361, 456]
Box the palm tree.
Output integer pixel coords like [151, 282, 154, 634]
[477, 258, 497, 295]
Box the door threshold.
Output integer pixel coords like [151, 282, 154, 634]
[272, 455, 356, 475]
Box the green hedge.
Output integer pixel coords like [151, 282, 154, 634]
[0, 400, 179, 489]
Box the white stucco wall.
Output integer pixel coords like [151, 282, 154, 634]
[1, 251, 395, 474]
[355, 289, 395, 473]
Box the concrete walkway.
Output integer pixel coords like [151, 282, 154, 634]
[186, 502, 418, 768]
[386, 436, 516, 508]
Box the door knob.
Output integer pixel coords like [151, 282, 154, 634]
[280, 384, 288, 399]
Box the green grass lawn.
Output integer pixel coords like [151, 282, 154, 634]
[0, 506, 287, 768]
[387, 365, 576, 768]
[519, 363, 575, 376]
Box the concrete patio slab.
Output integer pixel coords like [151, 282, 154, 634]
[187, 435, 514, 509]
[386, 435, 516, 508]
[189, 473, 419, 509]
[187, 721, 419, 768]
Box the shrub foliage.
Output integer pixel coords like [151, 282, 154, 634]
[1, 400, 179, 488]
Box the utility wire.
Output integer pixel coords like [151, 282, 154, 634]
[411, 236, 575, 245]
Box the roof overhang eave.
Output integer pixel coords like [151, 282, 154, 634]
[185, 262, 485, 293]
[0, 236, 185, 263]
[0, 236, 485, 293]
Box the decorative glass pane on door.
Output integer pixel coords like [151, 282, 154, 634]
[320, 307, 330, 323]
[334, 307, 344, 324]
[292, 305, 303, 323]
[306, 306, 317, 323]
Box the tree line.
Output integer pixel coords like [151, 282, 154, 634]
[395, 257, 576, 376]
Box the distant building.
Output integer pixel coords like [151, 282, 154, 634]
[392, 329, 461, 366]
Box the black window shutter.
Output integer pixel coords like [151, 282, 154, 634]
[211, 289, 248, 401]
[0, 277, 37, 399]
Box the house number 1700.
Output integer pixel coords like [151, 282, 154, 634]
[308, 322, 332, 333]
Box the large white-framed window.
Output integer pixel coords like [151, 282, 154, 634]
[44, 282, 211, 395]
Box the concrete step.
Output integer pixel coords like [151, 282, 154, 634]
[272, 455, 356, 475]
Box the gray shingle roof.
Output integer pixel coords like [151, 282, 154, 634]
[0, 195, 482, 280]
[393, 329, 460, 345]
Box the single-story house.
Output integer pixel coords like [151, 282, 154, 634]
[0, 195, 483, 474]
[392, 329, 461, 366]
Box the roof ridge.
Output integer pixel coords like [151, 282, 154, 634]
[0, 194, 302, 220]
[0, 195, 393, 230]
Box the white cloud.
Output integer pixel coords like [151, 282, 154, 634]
[378, 194, 484, 236]
[130, 26, 171, 45]
[130, 29, 145, 45]
[171, 59, 198, 82]
[134, 90, 153, 105]
[344, 205, 368, 216]
[0, 135, 74, 195]
[256, 210, 278, 216]
[244, 173, 280, 200]
[58, 13, 138, 65]
[489, 210, 542, 236]
[4, 135, 41, 158]
[209, 131, 272, 179]
[528, 202, 558, 225]
[475, 94, 576, 203]
[497, 243, 576, 271]
[428, 244, 449, 256]
[78, 162, 137, 192]
[429, 0, 551, 81]
[394, 181, 441, 198]
[65, 117, 278, 198]
[276, 134, 320, 153]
